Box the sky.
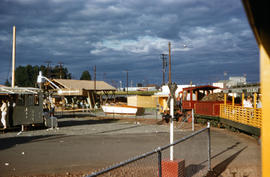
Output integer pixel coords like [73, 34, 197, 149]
[0, 0, 259, 87]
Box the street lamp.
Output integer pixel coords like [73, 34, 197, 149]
[37, 71, 60, 90]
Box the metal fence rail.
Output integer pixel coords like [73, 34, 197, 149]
[86, 123, 211, 177]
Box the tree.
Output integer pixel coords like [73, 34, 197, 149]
[80, 71, 92, 80]
[15, 64, 72, 87]
[4, 79, 11, 86]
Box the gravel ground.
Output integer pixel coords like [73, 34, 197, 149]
[0, 113, 261, 177]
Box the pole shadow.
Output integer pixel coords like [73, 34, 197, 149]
[184, 142, 242, 177]
[185, 164, 205, 177]
[205, 146, 247, 177]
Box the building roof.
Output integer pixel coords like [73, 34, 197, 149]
[0, 87, 41, 95]
[52, 79, 116, 91]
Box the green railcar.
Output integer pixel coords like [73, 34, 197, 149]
[0, 87, 43, 127]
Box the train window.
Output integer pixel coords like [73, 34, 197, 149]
[183, 91, 187, 101]
[192, 91, 197, 101]
[17, 95, 25, 106]
[34, 95, 39, 106]
[27, 95, 34, 106]
[187, 91, 191, 101]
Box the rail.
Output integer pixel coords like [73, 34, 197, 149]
[220, 104, 262, 128]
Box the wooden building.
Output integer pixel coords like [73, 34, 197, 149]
[45, 79, 116, 109]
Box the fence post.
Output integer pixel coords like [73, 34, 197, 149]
[192, 109, 194, 131]
[158, 149, 162, 177]
[207, 122, 211, 171]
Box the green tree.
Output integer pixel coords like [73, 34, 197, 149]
[15, 64, 72, 87]
[80, 71, 92, 80]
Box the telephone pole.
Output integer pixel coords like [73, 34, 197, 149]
[168, 42, 171, 84]
[45, 61, 52, 78]
[126, 70, 128, 97]
[94, 65, 96, 92]
[58, 62, 63, 79]
[11, 26, 16, 88]
[160, 54, 167, 85]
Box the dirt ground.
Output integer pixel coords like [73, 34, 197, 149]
[0, 113, 261, 177]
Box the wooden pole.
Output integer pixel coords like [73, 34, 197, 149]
[94, 65, 96, 91]
[126, 70, 128, 97]
[87, 91, 93, 109]
[12, 26, 16, 88]
[168, 42, 171, 84]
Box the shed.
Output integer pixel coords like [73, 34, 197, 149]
[52, 79, 116, 96]
[45, 79, 116, 109]
[127, 95, 158, 108]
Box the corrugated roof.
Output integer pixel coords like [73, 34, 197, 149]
[0, 87, 41, 94]
[52, 79, 116, 91]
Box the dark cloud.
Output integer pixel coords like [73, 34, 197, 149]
[0, 0, 259, 86]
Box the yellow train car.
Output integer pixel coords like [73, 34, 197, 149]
[242, 1, 270, 176]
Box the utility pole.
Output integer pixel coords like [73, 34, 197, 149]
[160, 54, 167, 86]
[119, 81, 122, 90]
[58, 62, 63, 79]
[45, 61, 52, 78]
[126, 70, 128, 97]
[11, 26, 16, 88]
[169, 42, 171, 84]
[103, 72, 107, 81]
[94, 65, 96, 91]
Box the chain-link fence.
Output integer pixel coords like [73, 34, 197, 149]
[85, 124, 211, 177]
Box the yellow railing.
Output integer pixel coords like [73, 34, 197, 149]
[220, 104, 262, 128]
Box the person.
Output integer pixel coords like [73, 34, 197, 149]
[257, 96, 262, 108]
[243, 96, 253, 108]
[176, 92, 182, 112]
[1, 100, 7, 129]
[50, 102, 55, 117]
[243, 96, 253, 119]
[80, 100, 85, 112]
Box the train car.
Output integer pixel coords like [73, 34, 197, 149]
[161, 85, 224, 122]
[0, 87, 44, 129]
[181, 85, 229, 119]
[181, 84, 262, 136]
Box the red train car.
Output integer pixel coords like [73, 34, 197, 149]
[162, 85, 227, 122]
[181, 85, 223, 117]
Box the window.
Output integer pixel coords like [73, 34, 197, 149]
[34, 95, 39, 106]
[17, 95, 25, 106]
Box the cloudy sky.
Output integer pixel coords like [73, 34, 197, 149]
[0, 0, 259, 87]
